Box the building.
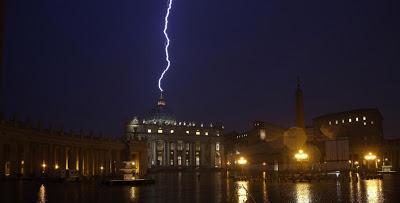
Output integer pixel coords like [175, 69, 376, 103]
[312, 108, 384, 163]
[125, 94, 225, 170]
[382, 139, 400, 171]
[0, 115, 147, 178]
[225, 121, 288, 169]
[224, 80, 352, 171]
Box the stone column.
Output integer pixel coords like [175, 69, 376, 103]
[48, 144, 54, 170]
[79, 148, 84, 176]
[10, 142, 18, 176]
[60, 146, 66, 170]
[0, 139, 4, 176]
[152, 140, 156, 167]
[23, 142, 31, 177]
[174, 142, 177, 167]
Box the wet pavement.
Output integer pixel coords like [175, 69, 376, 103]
[1, 171, 399, 202]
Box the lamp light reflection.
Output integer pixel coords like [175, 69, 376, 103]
[37, 184, 47, 203]
[236, 181, 248, 203]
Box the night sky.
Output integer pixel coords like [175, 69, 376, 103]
[2, 0, 399, 138]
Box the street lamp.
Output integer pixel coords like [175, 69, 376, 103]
[237, 157, 247, 165]
[294, 150, 308, 172]
[294, 150, 309, 162]
[364, 152, 377, 170]
[237, 157, 247, 176]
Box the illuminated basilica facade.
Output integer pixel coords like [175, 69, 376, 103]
[125, 94, 225, 169]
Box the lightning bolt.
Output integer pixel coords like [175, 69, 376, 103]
[158, 0, 173, 92]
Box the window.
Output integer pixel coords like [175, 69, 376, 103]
[147, 129, 152, 133]
[170, 143, 175, 150]
[177, 156, 182, 166]
[195, 156, 200, 166]
[349, 118, 352, 123]
[170, 130, 174, 134]
[157, 129, 163, 134]
[356, 117, 359, 122]
[363, 116, 366, 121]
[335, 120, 338, 124]
[186, 143, 190, 151]
[205, 132, 209, 136]
[195, 143, 201, 151]
[196, 131, 200, 135]
[170, 159, 174, 166]
[329, 121, 332, 125]
[157, 141, 164, 150]
[186, 130, 189, 134]
[157, 156, 163, 166]
[342, 119, 345, 123]
[371, 121, 374, 125]
[177, 141, 183, 151]
[363, 122, 367, 126]
[216, 143, 220, 151]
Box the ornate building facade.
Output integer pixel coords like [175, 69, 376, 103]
[125, 94, 225, 169]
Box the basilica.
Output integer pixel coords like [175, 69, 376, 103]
[125, 93, 225, 170]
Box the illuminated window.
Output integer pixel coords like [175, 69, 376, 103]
[335, 120, 338, 124]
[371, 121, 374, 125]
[157, 129, 163, 134]
[329, 121, 332, 125]
[205, 132, 209, 136]
[186, 130, 189, 134]
[186, 143, 190, 151]
[216, 143, 220, 151]
[177, 156, 182, 166]
[363, 122, 367, 126]
[147, 129, 152, 133]
[356, 117, 359, 122]
[196, 131, 200, 135]
[349, 118, 352, 123]
[363, 116, 366, 121]
[342, 119, 345, 123]
[195, 156, 200, 166]
[170, 130, 174, 134]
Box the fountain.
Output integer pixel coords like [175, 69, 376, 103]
[103, 160, 155, 186]
[120, 161, 137, 180]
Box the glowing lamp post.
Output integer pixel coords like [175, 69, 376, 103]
[294, 150, 308, 172]
[364, 152, 377, 170]
[294, 150, 309, 162]
[237, 157, 247, 176]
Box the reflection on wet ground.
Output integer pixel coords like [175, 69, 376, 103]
[1, 171, 399, 203]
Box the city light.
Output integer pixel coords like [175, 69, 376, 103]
[364, 152, 377, 161]
[55, 164, 59, 169]
[237, 157, 247, 165]
[294, 149, 309, 161]
[131, 161, 136, 166]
